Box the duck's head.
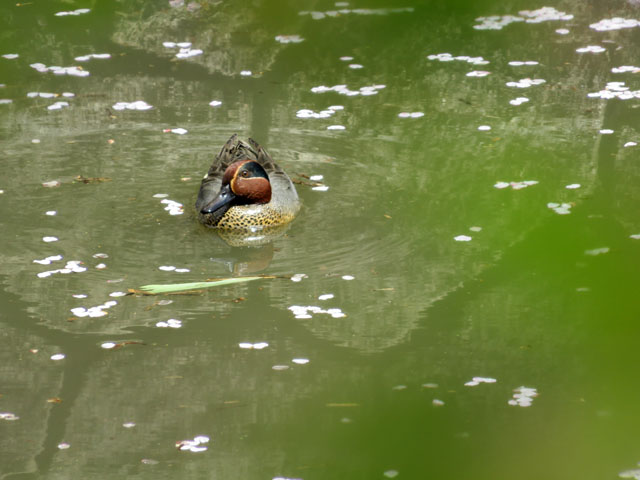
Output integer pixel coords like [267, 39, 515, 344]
[200, 159, 272, 216]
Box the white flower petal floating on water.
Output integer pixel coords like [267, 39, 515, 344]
[427, 53, 490, 65]
[0, 412, 20, 421]
[508, 386, 538, 407]
[169, 128, 188, 135]
[156, 318, 182, 328]
[312, 185, 330, 192]
[576, 45, 606, 54]
[275, 34, 304, 44]
[611, 65, 640, 74]
[509, 97, 529, 106]
[51, 353, 66, 361]
[309, 174, 324, 181]
[590, 17, 640, 31]
[327, 125, 345, 130]
[318, 293, 334, 300]
[342, 275, 355, 280]
[348, 63, 363, 69]
[238, 342, 269, 350]
[42, 180, 60, 188]
[555, 28, 570, 34]
[43, 236, 58, 242]
[55, 8, 90, 16]
[505, 78, 546, 88]
[209, 100, 222, 107]
[469, 226, 482, 232]
[585, 247, 609, 256]
[466, 70, 491, 77]
[547, 202, 572, 215]
[291, 273, 308, 282]
[477, 125, 491, 131]
[340, 56, 354, 61]
[74, 53, 111, 62]
[101, 342, 117, 349]
[176, 435, 209, 453]
[47, 101, 69, 111]
[629, 234, 640, 240]
[599, 129, 614, 134]
[159, 265, 176, 271]
[454, 235, 472, 242]
[112, 100, 153, 111]
[292, 358, 309, 365]
[240, 70, 252, 76]
[57, 442, 71, 449]
[2, 54, 19, 59]
[565, 183, 581, 189]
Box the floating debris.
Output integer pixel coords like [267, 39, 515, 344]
[342, 275, 355, 280]
[630, 234, 640, 240]
[123, 422, 136, 428]
[51, 353, 66, 361]
[272, 365, 290, 371]
[296, 105, 343, 119]
[555, 28, 570, 34]
[156, 318, 182, 328]
[311, 84, 385, 96]
[327, 125, 345, 130]
[55, 8, 90, 16]
[134, 277, 266, 295]
[292, 358, 309, 364]
[72, 294, 87, 298]
[509, 97, 529, 106]
[0, 99, 12, 104]
[588, 82, 640, 100]
[318, 293, 334, 300]
[547, 202, 572, 215]
[109, 291, 127, 297]
[240, 70, 252, 76]
[238, 342, 269, 349]
[176, 435, 209, 453]
[432, 399, 445, 407]
[275, 35, 304, 44]
[427, 53, 490, 65]
[398, 112, 424, 118]
[112, 100, 153, 111]
[57, 442, 71, 450]
[163, 42, 203, 59]
[45, 210, 57, 215]
[299, 7, 413, 20]
[29, 63, 89, 77]
[454, 235, 472, 242]
[464, 376, 496, 386]
[600, 129, 614, 134]
[339, 56, 354, 61]
[101, 342, 117, 349]
[47, 101, 69, 111]
[508, 60, 539, 66]
[576, 45, 606, 53]
[309, 174, 324, 181]
[42, 180, 60, 188]
[348, 63, 363, 69]
[506, 78, 546, 88]
[33, 254, 63, 265]
[565, 183, 581, 189]
[209, 100, 222, 107]
[2, 54, 19, 59]
[383, 470, 399, 478]
[477, 125, 491, 131]
[494, 180, 538, 190]
[612, 66, 640, 74]
[466, 70, 491, 77]
[164, 127, 188, 135]
[0, 412, 19, 421]
[288, 305, 346, 319]
[508, 386, 538, 407]
[70, 300, 117, 318]
[291, 273, 308, 282]
[590, 17, 640, 31]
[585, 247, 609, 256]
[42, 236, 59, 242]
[74, 53, 111, 62]
[160, 198, 184, 215]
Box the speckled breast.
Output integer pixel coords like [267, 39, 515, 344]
[215, 203, 299, 229]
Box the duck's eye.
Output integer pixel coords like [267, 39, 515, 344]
[240, 170, 250, 178]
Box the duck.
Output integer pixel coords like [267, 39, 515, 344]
[196, 134, 301, 229]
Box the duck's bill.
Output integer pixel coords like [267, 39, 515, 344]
[201, 184, 235, 214]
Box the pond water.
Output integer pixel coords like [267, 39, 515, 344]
[1, 0, 640, 478]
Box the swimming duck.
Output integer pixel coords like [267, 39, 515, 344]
[196, 135, 300, 228]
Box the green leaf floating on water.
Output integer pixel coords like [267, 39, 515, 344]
[133, 276, 267, 295]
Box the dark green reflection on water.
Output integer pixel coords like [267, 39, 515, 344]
[1, 0, 640, 479]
